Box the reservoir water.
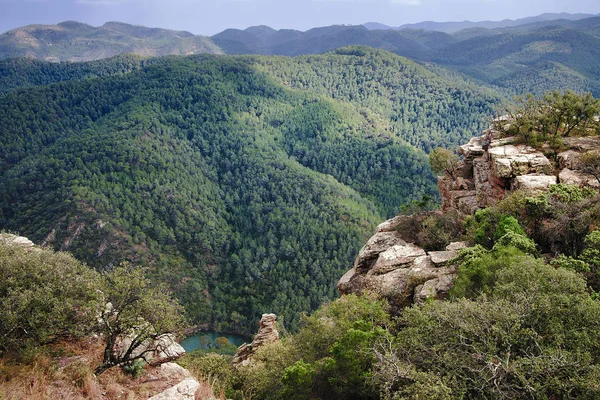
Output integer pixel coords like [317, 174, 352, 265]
[180, 330, 250, 352]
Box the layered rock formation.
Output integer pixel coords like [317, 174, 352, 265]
[337, 216, 466, 312]
[441, 128, 600, 215]
[232, 314, 279, 368]
[338, 126, 600, 311]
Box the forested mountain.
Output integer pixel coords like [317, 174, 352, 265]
[212, 24, 431, 59]
[0, 21, 222, 62]
[434, 25, 600, 96]
[2, 15, 600, 97]
[0, 53, 154, 95]
[372, 12, 597, 32]
[0, 48, 500, 334]
[211, 22, 600, 97]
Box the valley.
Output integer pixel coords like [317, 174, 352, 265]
[1, 9, 600, 399]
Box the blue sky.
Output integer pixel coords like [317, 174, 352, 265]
[0, 0, 599, 35]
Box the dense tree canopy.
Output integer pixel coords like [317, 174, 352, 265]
[1, 50, 488, 333]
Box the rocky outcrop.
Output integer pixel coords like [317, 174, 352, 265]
[337, 237, 462, 313]
[339, 126, 600, 313]
[111, 332, 186, 365]
[0, 233, 35, 249]
[441, 130, 600, 215]
[232, 314, 279, 368]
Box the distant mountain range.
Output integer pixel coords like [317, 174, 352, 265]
[364, 12, 598, 32]
[1, 13, 600, 96]
[210, 15, 600, 96]
[0, 20, 222, 62]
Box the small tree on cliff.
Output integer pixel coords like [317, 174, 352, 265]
[95, 263, 185, 375]
[494, 91, 600, 145]
[429, 147, 460, 179]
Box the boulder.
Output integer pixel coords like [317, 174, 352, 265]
[563, 136, 600, 152]
[354, 231, 407, 272]
[153, 334, 186, 364]
[112, 333, 185, 364]
[557, 150, 581, 169]
[148, 377, 199, 400]
[488, 145, 552, 179]
[376, 215, 410, 232]
[559, 168, 600, 188]
[368, 244, 426, 275]
[338, 235, 459, 312]
[458, 136, 485, 161]
[414, 274, 455, 304]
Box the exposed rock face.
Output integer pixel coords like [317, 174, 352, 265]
[339, 128, 600, 313]
[337, 239, 459, 312]
[442, 130, 600, 215]
[232, 313, 279, 368]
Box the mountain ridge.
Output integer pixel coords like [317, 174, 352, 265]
[366, 12, 598, 32]
[0, 20, 222, 62]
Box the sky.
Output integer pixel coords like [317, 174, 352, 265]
[0, 0, 599, 36]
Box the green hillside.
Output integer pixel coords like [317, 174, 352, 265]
[0, 49, 501, 333]
[211, 22, 600, 97]
[0, 21, 222, 62]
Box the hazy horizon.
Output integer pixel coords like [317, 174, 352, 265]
[0, 0, 599, 36]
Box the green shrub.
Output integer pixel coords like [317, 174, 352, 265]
[123, 359, 146, 379]
[494, 215, 525, 240]
[281, 360, 316, 400]
[450, 245, 529, 299]
[464, 208, 502, 248]
[0, 241, 101, 354]
[388, 253, 600, 399]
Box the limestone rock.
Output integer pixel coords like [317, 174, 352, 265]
[559, 168, 600, 188]
[445, 241, 468, 251]
[376, 215, 409, 232]
[488, 145, 552, 179]
[563, 136, 600, 152]
[557, 150, 581, 169]
[112, 333, 185, 365]
[338, 236, 458, 312]
[428, 250, 458, 266]
[0, 233, 35, 248]
[368, 244, 426, 275]
[458, 136, 485, 161]
[354, 231, 406, 272]
[513, 174, 557, 191]
[232, 314, 279, 368]
[153, 334, 186, 364]
[148, 377, 200, 400]
[414, 274, 455, 304]
[159, 362, 191, 380]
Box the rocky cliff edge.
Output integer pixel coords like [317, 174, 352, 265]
[338, 126, 600, 310]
